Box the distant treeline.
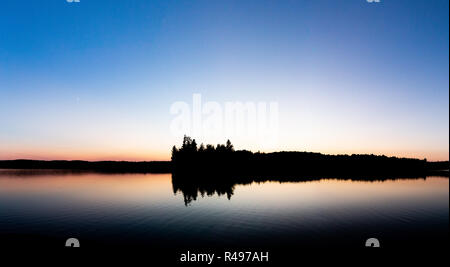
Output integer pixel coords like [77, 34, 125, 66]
[171, 136, 449, 177]
[0, 160, 171, 173]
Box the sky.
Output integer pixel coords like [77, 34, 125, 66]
[0, 0, 448, 161]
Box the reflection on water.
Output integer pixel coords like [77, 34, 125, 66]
[0, 169, 448, 248]
[171, 174, 442, 206]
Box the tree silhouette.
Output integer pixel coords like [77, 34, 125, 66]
[226, 139, 234, 152]
[199, 143, 205, 152]
[171, 146, 178, 161]
[206, 144, 215, 152]
[192, 139, 198, 152]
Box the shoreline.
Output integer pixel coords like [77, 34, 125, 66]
[0, 159, 447, 177]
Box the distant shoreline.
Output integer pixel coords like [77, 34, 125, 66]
[0, 158, 448, 177]
[0, 160, 172, 173]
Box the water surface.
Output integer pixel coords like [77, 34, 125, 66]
[0, 170, 448, 249]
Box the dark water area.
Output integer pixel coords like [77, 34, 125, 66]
[0, 169, 448, 258]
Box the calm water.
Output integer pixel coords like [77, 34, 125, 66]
[0, 169, 448, 249]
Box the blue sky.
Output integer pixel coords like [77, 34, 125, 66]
[0, 0, 448, 161]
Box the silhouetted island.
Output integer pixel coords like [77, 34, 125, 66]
[171, 136, 449, 178]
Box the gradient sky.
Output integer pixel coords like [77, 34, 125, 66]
[0, 0, 448, 161]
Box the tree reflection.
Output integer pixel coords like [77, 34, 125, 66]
[171, 173, 431, 205]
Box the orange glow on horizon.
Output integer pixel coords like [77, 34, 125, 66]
[0, 148, 170, 162]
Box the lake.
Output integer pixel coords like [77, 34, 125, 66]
[0, 169, 448, 251]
